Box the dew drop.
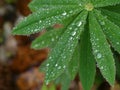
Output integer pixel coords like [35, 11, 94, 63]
[100, 66, 104, 70]
[101, 21, 105, 25]
[77, 21, 82, 27]
[62, 12, 67, 16]
[51, 38, 54, 41]
[42, 41, 44, 44]
[72, 31, 76, 36]
[63, 65, 66, 69]
[39, 20, 42, 23]
[58, 66, 61, 69]
[55, 64, 58, 67]
[46, 64, 49, 66]
[79, 3, 82, 6]
[117, 42, 119, 45]
[97, 53, 102, 59]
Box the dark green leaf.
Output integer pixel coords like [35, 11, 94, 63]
[93, 0, 120, 8]
[29, 0, 84, 12]
[89, 11, 115, 85]
[102, 4, 120, 14]
[45, 11, 88, 84]
[67, 44, 80, 80]
[79, 21, 96, 90]
[100, 9, 120, 27]
[31, 16, 76, 49]
[95, 10, 120, 53]
[12, 7, 81, 35]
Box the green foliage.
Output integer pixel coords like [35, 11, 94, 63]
[12, 0, 120, 90]
[79, 22, 96, 90]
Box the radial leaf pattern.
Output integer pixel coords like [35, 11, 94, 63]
[12, 1, 120, 90]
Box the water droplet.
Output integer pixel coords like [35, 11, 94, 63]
[101, 21, 105, 25]
[39, 20, 42, 23]
[45, 80, 49, 85]
[97, 53, 102, 59]
[63, 65, 66, 69]
[72, 31, 76, 36]
[100, 66, 104, 70]
[51, 38, 54, 41]
[58, 66, 61, 69]
[62, 12, 67, 16]
[55, 64, 58, 67]
[117, 42, 119, 45]
[96, 38, 99, 41]
[77, 21, 82, 27]
[46, 64, 49, 66]
[42, 41, 44, 44]
[94, 49, 98, 53]
[79, 3, 82, 6]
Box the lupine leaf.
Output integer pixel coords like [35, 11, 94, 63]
[67, 45, 80, 80]
[89, 12, 115, 85]
[31, 29, 63, 49]
[29, 0, 83, 12]
[31, 16, 76, 49]
[12, 7, 81, 35]
[93, 0, 120, 8]
[45, 11, 88, 84]
[114, 55, 120, 80]
[54, 71, 71, 90]
[100, 9, 120, 27]
[59, 71, 71, 90]
[79, 21, 96, 90]
[102, 4, 120, 14]
[95, 10, 120, 53]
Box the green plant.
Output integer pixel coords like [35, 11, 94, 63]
[12, 0, 120, 90]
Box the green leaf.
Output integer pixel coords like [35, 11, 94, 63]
[100, 9, 120, 27]
[31, 28, 64, 49]
[12, 7, 81, 35]
[79, 22, 96, 90]
[31, 16, 76, 49]
[102, 4, 120, 14]
[56, 71, 71, 90]
[93, 0, 120, 8]
[29, 0, 83, 12]
[67, 45, 80, 80]
[114, 55, 120, 80]
[95, 10, 120, 53]
[89, 11, 115, 85]
[45, 11, 88, 84]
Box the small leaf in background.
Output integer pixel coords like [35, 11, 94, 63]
[89, 12, 115, 85]
[79, 21, 96, 90]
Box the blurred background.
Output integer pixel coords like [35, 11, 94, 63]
[0, 0, 120, 90]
